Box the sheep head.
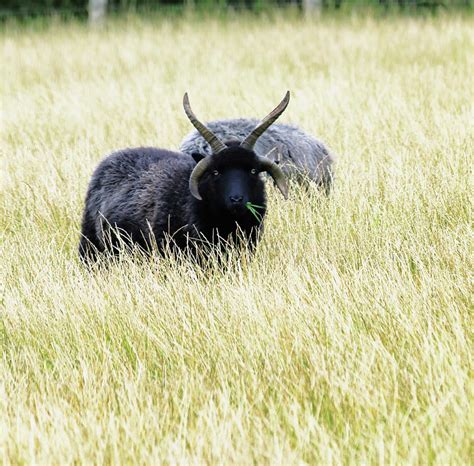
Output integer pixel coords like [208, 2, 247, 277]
[183, 92, 290, 203]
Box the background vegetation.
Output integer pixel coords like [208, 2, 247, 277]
[1, 0, 472, 20]
[1, 11, 473, 464]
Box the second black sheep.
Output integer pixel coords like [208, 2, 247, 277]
[180, 112, 334, 191]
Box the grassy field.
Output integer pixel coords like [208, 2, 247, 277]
[1, 11, 473, 464]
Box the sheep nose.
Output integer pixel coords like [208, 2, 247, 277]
[229, 195, 243, 204]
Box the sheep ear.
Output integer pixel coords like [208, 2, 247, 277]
[265, 145, 283, 165]
[258, 156, 288, 199]
[191, 152, 206, 164]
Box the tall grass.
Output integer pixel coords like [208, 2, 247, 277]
[1, 12, 473, 464]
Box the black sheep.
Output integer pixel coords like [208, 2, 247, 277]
[79, 92, 290, 262]
[180, 118, 334, 190]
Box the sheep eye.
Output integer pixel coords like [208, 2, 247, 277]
[250, 168, 257, 175]
[212, 170, 219, 176]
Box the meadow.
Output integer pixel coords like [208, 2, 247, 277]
[1, 11, 473, 464]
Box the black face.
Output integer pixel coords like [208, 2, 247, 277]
[194, 147, 266, 219]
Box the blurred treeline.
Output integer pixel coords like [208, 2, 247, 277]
[1, 0, 471, 18]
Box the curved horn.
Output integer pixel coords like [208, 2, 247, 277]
[189, 156, 214, 200]
[258, 156, 288, 199]
[240, 91, 290, 150]
[183, 93, 227, 154]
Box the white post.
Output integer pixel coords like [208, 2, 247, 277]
[302, 0, 323, 16]
[88, 0, 107, 24]
[184, 0, 195, 15]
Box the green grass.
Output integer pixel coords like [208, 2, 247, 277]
[1, 12, 473, 464]
[246, 202, 265, 221]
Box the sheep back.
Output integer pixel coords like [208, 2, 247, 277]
[179, 118, 334, 190]
[79, 147, 197, 260]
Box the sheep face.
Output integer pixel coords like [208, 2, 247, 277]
[192, 146, 266, 219]
[185, 91, 290, 207]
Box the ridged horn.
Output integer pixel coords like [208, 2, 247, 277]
[189, 156, 214, 200]
[240, 91, 291, 150]
[183, 93, 227, 154]
[258, 155, 288, 199]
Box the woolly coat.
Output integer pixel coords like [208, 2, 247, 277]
[180, 118, 334, 190]
[79, 147, 265, 261]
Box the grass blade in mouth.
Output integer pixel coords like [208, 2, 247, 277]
[245, 202, 264, 221]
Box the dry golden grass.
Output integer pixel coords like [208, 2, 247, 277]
[1, 11, 473, 464]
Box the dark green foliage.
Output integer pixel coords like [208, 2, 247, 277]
[1, 0, 87, 17]
[1, 0, 471, 19]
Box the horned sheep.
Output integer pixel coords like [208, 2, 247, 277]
[180, 116, 334, 191]
[79, 92, 290, 262]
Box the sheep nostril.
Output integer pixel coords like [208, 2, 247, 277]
[229, 195, 243, 204]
